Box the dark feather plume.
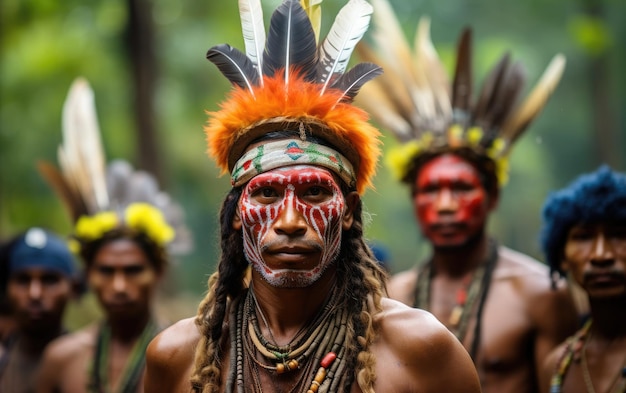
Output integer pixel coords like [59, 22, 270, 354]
[471, 53, 511, 130]
[331, 62, 383, 102]
[485, 62, 526, 133]
[206, 44, 260, 94]
[262, 0, 317, 82]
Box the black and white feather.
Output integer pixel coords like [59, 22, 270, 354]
[206, 0, 381, 103]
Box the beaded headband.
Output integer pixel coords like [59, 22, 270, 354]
[231, 139, 356, 189]
[356, 0, 565, 186]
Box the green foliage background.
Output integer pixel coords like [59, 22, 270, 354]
[1, 0, 624, 321]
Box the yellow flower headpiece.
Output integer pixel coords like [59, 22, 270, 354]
[72, 203, 175, 251]
[386, 127, 510, 185]
[38, 79, 192, 257]
[356, 0, 566, 187]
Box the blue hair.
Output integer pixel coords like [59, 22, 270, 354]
[540, 165, 626, 279]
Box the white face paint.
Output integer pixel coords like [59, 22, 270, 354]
[239, 165, 346, 287]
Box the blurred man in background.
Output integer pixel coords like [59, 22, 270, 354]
[0, 227, 79, 393]
[539, 166, 626, 393]
[356, 0, 580, 390]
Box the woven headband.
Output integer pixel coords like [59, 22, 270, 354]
[231, 139, 356, 189]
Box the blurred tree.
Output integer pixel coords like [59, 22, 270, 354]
[126, 0, 162, 182]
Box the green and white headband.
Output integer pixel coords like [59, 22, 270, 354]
[231, 139, 356, 189]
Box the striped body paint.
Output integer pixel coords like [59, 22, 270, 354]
[239, 165, 345, 287]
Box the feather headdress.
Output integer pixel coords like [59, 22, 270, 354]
[38, 77, 192, 256]
[205, 0, 383, 194]
[355, 0, 565, 185]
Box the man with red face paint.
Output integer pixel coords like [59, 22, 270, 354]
[355, 1, 580, 391]
[145, 1, 481, 392]
[0, 228, 80, 393]
[539, 166, 626, 393]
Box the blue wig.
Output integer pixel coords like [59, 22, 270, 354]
[540, 165, 626, 280]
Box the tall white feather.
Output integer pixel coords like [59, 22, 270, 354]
[500, 54, 566, 148]
[239, 0, 266, 85]
[414, 17, 451, 122]
[59, 78, 109, 213]
[318, 0, 373, 94]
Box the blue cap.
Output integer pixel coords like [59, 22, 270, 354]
[8, 228, 76, 277]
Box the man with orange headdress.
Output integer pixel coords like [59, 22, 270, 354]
[355, 0, 580, 391]
[144, 1, 480, 392]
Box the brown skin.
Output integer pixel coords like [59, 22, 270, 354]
[37, 238, 162, 393]
[539, 223, 626, 393]
[145, 178, 481, 392]
[0, 268, 75, 393]
[387, 154, 579, 393]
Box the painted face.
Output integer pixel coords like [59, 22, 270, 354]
[7, 268, 73, 334]
[563, 223, 626, 299]
[88, 238, 160, 319]
[238, 165, 348, 288]
[414, 154, 492, 248]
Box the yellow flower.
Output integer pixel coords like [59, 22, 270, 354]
[125, 203, 175, 246]
[495, 157, 510, 186]
[487, 138, 507, 158]
[466, 127, 483, 146]
[386, 140, 422, 180]
[74, 212, 118, 241]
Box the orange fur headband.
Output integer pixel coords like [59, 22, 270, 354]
[205, 74, 381, 194]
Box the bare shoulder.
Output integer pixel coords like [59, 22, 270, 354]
[495, 246, 549, 280]
[496, 246, 578, 339]
[37, 325, 97, 392]
[145, 317, 200, 393]
[42, 324, 97, 362]
[372, 298, 481, 392]
[496, 246, 572, 297]
[147, 317, 200, 366]
[376, 298, 469, 358]
[386, 267, 418, 306]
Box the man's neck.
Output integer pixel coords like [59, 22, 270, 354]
[589, 296, 626, 340]
[107, 310, 152, 343]
[249, 268, 337, 346]
[430, 234, 490, 278]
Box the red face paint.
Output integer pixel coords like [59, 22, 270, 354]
[414, 154, 491, 248]
[239, 165, 346, 287]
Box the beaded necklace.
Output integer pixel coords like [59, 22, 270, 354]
[226, 288, 352, 393]
[413, 238, 498, 359]
[87, 319, 160, 393]
[550, 319, 626, 393]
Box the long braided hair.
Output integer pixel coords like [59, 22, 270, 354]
[190, 180, 388, 392]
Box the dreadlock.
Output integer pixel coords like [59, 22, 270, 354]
[190, 181, 388, 393]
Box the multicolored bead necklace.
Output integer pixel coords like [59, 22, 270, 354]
[227, 288, 352, 393]
[550, 319, 626, 393]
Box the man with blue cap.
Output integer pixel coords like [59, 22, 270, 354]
[0, 227, 79, 393]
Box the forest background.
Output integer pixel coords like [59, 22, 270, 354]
[1, 0, 625, 325]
